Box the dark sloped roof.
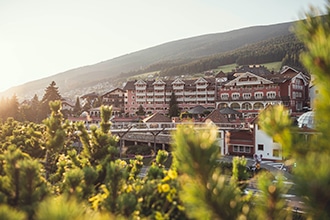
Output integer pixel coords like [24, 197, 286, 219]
[143, 112, 172, 123]
[188, 105, 208, 114]
[81, 92, 99, 99]
[101, 88, 125, 96]
[219, 107, 241, 115]
[122, 81, 135, 90]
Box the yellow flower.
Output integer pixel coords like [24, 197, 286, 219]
[166, 193, 173, 202]
[126, 184, 133, 193]
[161, 184, 170, 193]
[119, 160, 127, 168]
[155, 211, 163, 220]
[157, 183, 162, 193]
[162, 175, 170, 182]
[167, 169, 178, 179]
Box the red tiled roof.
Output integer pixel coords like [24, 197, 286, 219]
[203, 109, 229, 123]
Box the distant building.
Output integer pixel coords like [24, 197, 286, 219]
[122, 77, 216, 116]
[122, 66, 309, 117]
[216, 66, 310, 117]
[101, 88, 125, 115]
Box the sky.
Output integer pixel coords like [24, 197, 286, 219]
[0, 0, 326, 92]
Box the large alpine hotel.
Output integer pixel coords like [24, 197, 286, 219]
[122, 65, 309, 117]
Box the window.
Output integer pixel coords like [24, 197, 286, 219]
[232, 93, 240, 100]
[273, 149, 280, 157]
[233, 145, 250, 153]
[243, 93, 251, 99]
[267, 92, 276, 99]
[254, 92, 263, 99]
[221, 93, 229, 100]
[258, 144, 264, 151]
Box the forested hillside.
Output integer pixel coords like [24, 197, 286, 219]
[118, 34, 304, 79]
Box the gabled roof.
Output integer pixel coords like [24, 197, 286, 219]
[280, 66, 299, 75]
[152, 79, 166, 85]
[143, 112, 172, 123]
[134, 79, 147, 85]
[292, 72, 309, 86]
[224, 72, 273, 87]
[203, 109, 229, 123]
[101, 88, 125, 96]
[171, 78, 185, 85]
[215, 71, 226, 78]
[194, 77, 208, 84]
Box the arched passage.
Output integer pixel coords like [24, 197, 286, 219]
[230, 103, 240, 110]
[242, 102, 252, 110]
[253, 102, 264, 110]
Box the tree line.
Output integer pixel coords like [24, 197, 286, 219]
[116, 33, 306, 81]
[0, 81, 62, 123]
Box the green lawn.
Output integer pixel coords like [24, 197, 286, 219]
[217, 61, 282, 73]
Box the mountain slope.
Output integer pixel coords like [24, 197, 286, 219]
[1, 21, 295, 100]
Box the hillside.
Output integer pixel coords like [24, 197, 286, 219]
[0, 21, 296, 101]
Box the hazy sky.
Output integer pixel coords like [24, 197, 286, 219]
[0, 0, 326, 92]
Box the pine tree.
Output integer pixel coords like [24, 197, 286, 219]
[40, 81, 62, 120]
[258, 4, 330, 219]
[0, 146, 48, 219]
[30, 94, 41, 123]
[77, 105, 119, 166]
[73, 97, 82, 116]
[136, 105, 145, 116]
[168, 91, 180, 118]
[43, 100, 66, 180]
[8, 94, 19, 120]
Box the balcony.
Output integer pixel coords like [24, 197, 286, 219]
[196, 91, 207, 95]
[136, 87, 146, 91]
[184, 97, 196, 102]
[154, 86, 165, 90]
[185, 91, 195, 96]
[154, 98, 165, 102]
[197, 97, 207, 101]
[154, 92, 165, 96]
[173, 85, 184, 90]
[175, 92, 184, 96]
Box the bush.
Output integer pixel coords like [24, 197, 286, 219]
[125, 145, 152, 156]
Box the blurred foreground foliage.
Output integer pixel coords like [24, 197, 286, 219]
[0, 3, 329, 219]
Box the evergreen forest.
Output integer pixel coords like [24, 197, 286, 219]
[119, 33, 305, 80]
